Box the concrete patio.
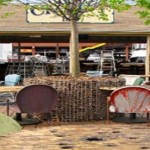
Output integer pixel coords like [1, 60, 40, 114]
[0, 121, 149, 150]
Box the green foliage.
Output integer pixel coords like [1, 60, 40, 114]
[107, 0, 130, 11]
[22, 0, 149, 25]
[0, 0, 12, 5]
[1, 11, 15, 18]
[0, 0, 149, 24]
[27, 0, 131, 21]
[0, 0, 14, 18]
[136, 0, 150, 24]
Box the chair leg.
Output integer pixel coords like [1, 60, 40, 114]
[6, 99, 9, 116]
[146, 112, 150, 127]
[15, 113, 23, 121]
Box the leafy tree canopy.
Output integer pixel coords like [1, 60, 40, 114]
[0, 0, 12, 5]
[0, 0, 149, 24]
[136, 0, 150, 25]
[18, 0, 130, 21]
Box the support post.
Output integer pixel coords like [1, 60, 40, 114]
[56, 43, 59, 58]
[18, 43, 21, 61]
[145, 36, 150, 81]
[125, 44, 129, 62]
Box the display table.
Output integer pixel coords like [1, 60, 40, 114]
[0, 86, 24, 93]
[100, 85, 150, 90]
[120, 63, 145, 74]
[120, 62, 145, 67]
[83, 62, 98, 66]
[100, 87, 120, 91]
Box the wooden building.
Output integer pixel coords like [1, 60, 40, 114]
[0, 4, 150, 78]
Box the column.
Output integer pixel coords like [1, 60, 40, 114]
[145, 36, 150, 81]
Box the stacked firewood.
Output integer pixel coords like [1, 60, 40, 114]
[23, 76, 125, 122]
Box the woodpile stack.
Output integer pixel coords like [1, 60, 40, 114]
[23, 76, 125, 122]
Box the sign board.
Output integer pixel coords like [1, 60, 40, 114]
[27, 8, 114, 23]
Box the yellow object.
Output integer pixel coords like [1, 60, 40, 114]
[79, 43, 106, 53]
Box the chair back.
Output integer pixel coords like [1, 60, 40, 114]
[5, 74, 21, 86]
[109, 86, 150, 113]
[16, 84, 58, 113]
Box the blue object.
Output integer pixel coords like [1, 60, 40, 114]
[86, 70, 103, 77]
[5, 74, 21, 86]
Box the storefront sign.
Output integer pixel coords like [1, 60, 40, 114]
[27, 8, 114, 23]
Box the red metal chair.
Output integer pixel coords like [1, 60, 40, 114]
[107, 86, 150, 126]
[7, 84, 58, 125]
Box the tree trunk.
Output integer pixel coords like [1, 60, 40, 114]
[69, 19, 80, 77]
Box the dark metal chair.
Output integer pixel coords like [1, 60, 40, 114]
[107, 86, 150, 126]
[7, 84, 58, 125]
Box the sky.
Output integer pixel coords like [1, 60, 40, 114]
[12, 0, 136, 5]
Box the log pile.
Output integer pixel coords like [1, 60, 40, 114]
[23, 76, 125, 122]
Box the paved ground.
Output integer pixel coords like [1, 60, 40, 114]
[0, 122, 150, 150]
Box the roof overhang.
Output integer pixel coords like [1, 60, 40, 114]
[0, 34, 147, 43]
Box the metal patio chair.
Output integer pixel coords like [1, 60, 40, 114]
[7, 84, 58, 125]
[107, 86, 150, 126]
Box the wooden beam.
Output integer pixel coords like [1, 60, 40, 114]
[56, 43, 59, 58]
[18, 43, 21, 61]
[0, 36, 146, 43]
[125, 44, 129, 61]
